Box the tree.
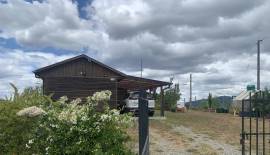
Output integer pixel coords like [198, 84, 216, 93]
[208, 93, 213, 109]
[199, 100, 209, 109]
[165, 89, 180, 109]
[155, 87, 181, 111]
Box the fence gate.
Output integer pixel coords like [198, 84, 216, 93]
[241, 91, 270, 155]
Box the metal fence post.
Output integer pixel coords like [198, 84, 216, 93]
[241, 99, 245, 155]
[263, 92, 265, 155]
[139, 90, 149, 155]
[249, 92, 252, 155]
[256, 92, 259, 155]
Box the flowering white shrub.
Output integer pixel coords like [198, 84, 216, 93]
[70, 98, 82, 105]
[58, 96, 68, 104]
[27, 91, 133, 154]
[16, 106, 46, 117]
[91, 90, 112, 101]
[58, 99, 86, 124]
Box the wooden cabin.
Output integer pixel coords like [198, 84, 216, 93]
[33, 54, 171, 108]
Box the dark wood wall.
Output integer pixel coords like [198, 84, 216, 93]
[44, 77, 127, 108]
[38, 58, 126, 108]
[39, 58, 121, 78]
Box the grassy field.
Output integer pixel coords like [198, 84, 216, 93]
[153, 110, 270, 153]
[127, 110, 270, 154]
[153, 110, 242, 146]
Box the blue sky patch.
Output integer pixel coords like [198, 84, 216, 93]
[73, 0, 93, 19]
[0, 37, 22, 49]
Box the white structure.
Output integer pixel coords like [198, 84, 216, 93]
[232, 90, 256, 115]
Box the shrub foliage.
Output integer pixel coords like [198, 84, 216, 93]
[0, 84, 133, 154]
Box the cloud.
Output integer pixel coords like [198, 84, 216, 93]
[178, 53, 270, 99]
[1, 0, 270, 99]
[89, 0, 270, 76]
[92, 0, 264, 39]
[0, 47, 74, 97]
[0, 0, 105, 51]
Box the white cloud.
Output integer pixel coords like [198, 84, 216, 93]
[0, 48, 74, 97]
[177, 53, 270, 99]
[0, 0, 105, 51]
[92, 0, 264, 39]
[1, 0, 270, 99]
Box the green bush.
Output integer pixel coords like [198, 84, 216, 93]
[0, 102, 40, 154]
[170, 104, 177, 112]
[0, 85, 134, 155]
[0, 85, 51, 154]
[28, 91, 133, 154]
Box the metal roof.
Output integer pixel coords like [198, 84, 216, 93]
[234, 90, 256, 101]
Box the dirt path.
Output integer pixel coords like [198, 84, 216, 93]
[149, 122, 241, 155]
[150, 126, 188, 154]
[172, 125, 241, 155]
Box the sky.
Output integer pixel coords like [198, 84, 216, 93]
[0, 0, 270, 100]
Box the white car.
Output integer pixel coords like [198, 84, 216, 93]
[122, 91, 155, 116]
[176, 100, 185, 109]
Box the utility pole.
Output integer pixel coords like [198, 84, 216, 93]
[140, 58, 143, 78]
[257, 40, 263, 90]
[189, 74, 192, 109]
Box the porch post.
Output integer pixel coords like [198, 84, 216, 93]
[160, 86, 164, 117]
[113, 78, 118, 108]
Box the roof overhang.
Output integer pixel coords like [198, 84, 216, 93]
[118, 75, 172, 90]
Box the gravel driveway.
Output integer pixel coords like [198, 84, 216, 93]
[149, 119, 241, 155]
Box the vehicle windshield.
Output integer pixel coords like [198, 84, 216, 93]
[129, 92, 139, 99]
[128, 92, 154, 100]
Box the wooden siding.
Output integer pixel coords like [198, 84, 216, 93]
[39, 58, 121, 78]
[43, 77, 127, 108]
